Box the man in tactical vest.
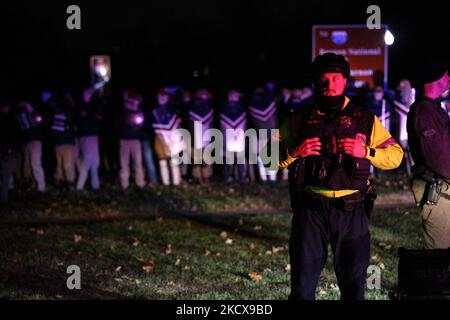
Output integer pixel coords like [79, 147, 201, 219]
[407, 59, 450, 249]
[278, 53, 404, 300]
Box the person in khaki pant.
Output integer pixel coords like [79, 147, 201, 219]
[51, 102, 76, 185]
[151, 89, 183, 186]
[115, 90, 145, 190]
[407, 59, 450, 249]
[55, 144, 75, 183]
[15, 101, 46, 192]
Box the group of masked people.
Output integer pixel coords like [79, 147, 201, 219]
[0, 83, 320, 201]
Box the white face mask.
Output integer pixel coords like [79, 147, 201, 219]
[158, 96, 169, 105]
[374, 92, 384, 101]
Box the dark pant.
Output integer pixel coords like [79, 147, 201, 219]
[0, 157, 16, 202]
[289, 192, 370, 300]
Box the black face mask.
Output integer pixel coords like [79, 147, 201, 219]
[314, 94, 346, 111]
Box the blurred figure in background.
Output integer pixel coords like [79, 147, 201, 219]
[39, 90, 57, 184]
[367, 86, 392, 132]
[220, 89, 248, 183]
[140, 95, 158, 186]
[287, 87, 304, 113]
[51, 91, 77, 187]
[179, 90, 192, 181]
[0, 100, 22, 202]
[15, 100, 46, 192]
[115, 89, 146, 190]
[366, 86, 394, 178]
[76, 87, 102, 191]
[393, 79, 416, 176]
[152, 89, 184, 186]
[187, 89, 215, 185]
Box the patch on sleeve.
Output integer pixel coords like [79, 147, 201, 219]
[377, 137, 397, 148]
[422, 128, 436, 139]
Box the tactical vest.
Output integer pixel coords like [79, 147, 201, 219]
[17, 109, 42, 131]
[293, 102, 374, 191]
[51, 112, 70, 132]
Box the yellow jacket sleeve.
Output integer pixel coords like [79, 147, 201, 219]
[365, 116, 404, 170]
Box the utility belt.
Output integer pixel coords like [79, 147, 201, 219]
[411, 170, 450, 206]
[297, 178, 376, 217]
[300, 189, 363, 211]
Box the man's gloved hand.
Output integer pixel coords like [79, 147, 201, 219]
[337, 138, 367, 158]
[291, 137, 321, 158]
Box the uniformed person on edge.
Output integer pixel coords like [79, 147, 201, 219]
[277, 53, 404, 300]
[407, 59, 450, 249]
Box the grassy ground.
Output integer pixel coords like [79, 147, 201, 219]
[0, 175, 423, 300]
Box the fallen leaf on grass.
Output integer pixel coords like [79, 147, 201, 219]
[248, 272, 263, 282]
[165, 244, 173, 255]
[183, 265, 191, 271]
[132, 239, 141, 247]
[249, 243, 256, 251]
[74, 234, 82, 243]
[272, 246, 284, 254]
[203, 249, 212, 257]
[285, 264, 291, 272]
[219, 231, 228, 239]
[319, 290, 327, 296]
[225, 238, 233, 245]
[142, 265, 154, 273]
[175, 258, 181, 266]
[330, 283, 339, 290]
[115, 266, 122, 272]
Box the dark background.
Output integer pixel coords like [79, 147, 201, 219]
[1, 0, 448, 99]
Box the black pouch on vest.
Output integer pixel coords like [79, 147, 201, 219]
[293, 158, 306, 189]
[349, 158, 371, 190]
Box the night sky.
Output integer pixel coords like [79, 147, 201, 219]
[1, 0, 448, 99]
